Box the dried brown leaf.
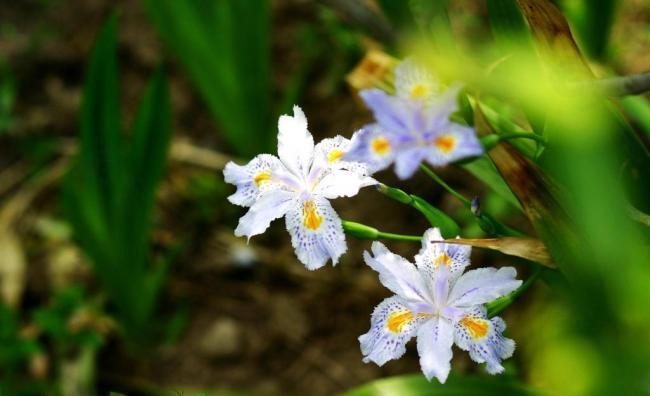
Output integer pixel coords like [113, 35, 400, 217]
[515, 0, 592, 78]
[439, 237, 555, 269]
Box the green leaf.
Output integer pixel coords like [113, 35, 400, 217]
[410, 196, 460, 238]
[486, 0, 534, 49]
[377, 184, 460, 238]
[377, 0, 413, 29]
[462, 157, 522, 210]
[118, 67, 171, 267]
[621, 96, 650, 138]
[143, 0, 272, 158]
[77, 13, 123, 227]
[562, 0, 618, 60]
[342, 373, 537, 396]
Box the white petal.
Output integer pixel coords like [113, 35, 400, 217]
[453, 306, 515, 375]
[312, 135, 368, 175]
[234, 190, 296, 239]
[223, 154, 285, 207]
[415, 228, 471, 283]
[314, 168, 376, 200]
[277, 105, 314, 176]
[417, 317, 454, 383]
[363, 242, 431, 304]
[359, 296, 427, 366]
[448, 267, 522, 307]
[285, 197, 346, 270]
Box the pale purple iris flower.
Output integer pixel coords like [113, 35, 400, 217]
[359, 228, 521, 383]
[346, 60, 483, 179]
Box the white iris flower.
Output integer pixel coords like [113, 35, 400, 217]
[359, 228, 522, 383]
[224, 106, 376, 270]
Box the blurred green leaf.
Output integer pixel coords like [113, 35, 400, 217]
[621, 96, 650, 137]
[118, 67, 171, 271]
[63, 15, 172, 341]
[561, 0, 618, 60]
[342, 373, 537, 396]
[377, 0, 413, 30]
[0, 60, 16, 134]
[144, 0, 272, 158]
[486, 0, 533, 49]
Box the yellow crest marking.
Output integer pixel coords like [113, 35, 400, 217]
[253, 170, 272, 187]
[409, 83, 429, 99]
[386, 311, 413, 333]
[459, 316, 489, 339]
[434, 253, 452, 268]
[435, 135, 456, 154]
[371, 137, 391, 155]
[327, 149, 344, 163]
[302, 200, 324, 231]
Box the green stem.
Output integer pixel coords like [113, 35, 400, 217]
[419, 164, 471, 207]
[486, 265, 543, 318]
[342, 220, 421, 242]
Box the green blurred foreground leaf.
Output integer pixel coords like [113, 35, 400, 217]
[144, 0, 272, 158]
[342, 373, 536, 396]
[63, 14, 171, 341]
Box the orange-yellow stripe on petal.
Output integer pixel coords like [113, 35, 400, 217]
[434, 253, 452, 268]
[409, 83, 429, 99]
[371, 137, 391, 155]
[386, 311, 413, 333]
[302, 200, 323, 231]
[459, 316, 489, 339]
[435, 135, 456, 154]
[327, 149, 345, 163]
[253, 170, 272, 187]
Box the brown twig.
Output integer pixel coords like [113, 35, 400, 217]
[573, 71, 650, 96]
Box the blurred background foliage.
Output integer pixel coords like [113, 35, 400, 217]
[0, 0, 648, 395]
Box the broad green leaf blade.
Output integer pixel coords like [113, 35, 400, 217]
[78, 13, 123, 227]
[342, 374, 537, 396]
[487, 0, 533, 48]
[621, 96, 650, 138]
[562, 0, 618, 60]
[410, 196, 460, 238]
[119, 67, 171, 268]
[377, 0, 413, 29]
[143, 0, 272, 158]
[462, 157, 522, 210]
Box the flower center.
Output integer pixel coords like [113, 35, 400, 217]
[371, 137, 391, 155]
[327, 149, 344, 163]
[459, 316, 489, 339]
[435, 135, 456, 154]
[253, 170, 272, 187]
[302, 200, 323, 231]
[386, 311, 413, 333]
[409, 83, 429, 99]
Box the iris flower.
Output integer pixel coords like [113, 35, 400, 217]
[224, 106, 375, 270]
[346, 60, 483, 179]
[359, 228, 522, 383]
